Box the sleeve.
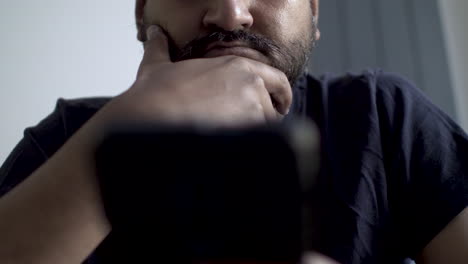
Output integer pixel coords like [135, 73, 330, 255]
[0, 99, 68, 197]
[0, 97, 108, 264]
[376, 71, 468, 259]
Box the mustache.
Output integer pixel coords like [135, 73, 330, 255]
[170, 30, 282, 61]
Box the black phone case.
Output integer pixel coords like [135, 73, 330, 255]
[95, 122, 319, 263]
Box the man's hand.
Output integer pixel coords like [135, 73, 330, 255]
[104, 25, 292, 127]
[0, 24, 293, 264]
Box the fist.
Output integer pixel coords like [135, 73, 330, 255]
[106, 25, 293, 128]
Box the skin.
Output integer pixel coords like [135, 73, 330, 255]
[137, 0, 319, 86]
[138, 0, 317, 55]
[416, 208, 468, 264]
[0, 0, 466, 263]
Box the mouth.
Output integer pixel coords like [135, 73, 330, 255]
[203, 42, 270, 64]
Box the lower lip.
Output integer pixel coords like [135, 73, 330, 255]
[203, 47, 265, 61]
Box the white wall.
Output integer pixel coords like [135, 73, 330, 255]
[438, 0, 468, 132]
[0, 1, 142, 164]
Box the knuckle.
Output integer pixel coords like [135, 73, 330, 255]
[284, 87, 293, 103]
[277, 73, 291, 91]
[280, 73, 290, 87]
[240, 85, 260, 103]
[226, 56, 249, 69]
[241, 89, 266, 119]
[249, 74, 265, 87]
[247, 102, 265, 119]
[278, 74, 292, 102]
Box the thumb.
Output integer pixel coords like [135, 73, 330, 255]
[141, 25, 171, 66]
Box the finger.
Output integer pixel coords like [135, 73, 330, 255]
[141, 25, 171, 66]
[242, 58, 293, 115]
[254, 77, 280, 122]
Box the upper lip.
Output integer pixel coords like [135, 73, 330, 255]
[204, 41, 252, 54]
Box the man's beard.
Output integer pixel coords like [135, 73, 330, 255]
[164, 22, 318, 87]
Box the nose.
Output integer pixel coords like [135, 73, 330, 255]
[203, 0, 254, 31]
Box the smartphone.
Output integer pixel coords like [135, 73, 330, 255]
[95, 119, 320, 263]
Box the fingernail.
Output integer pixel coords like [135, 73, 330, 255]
[146, 25, 160, 41]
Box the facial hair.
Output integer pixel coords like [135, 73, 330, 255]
[162, 21, 318, 87]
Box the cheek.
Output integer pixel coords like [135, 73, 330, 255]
[255, 0, 312, 43]
[143, 1, 203, 48]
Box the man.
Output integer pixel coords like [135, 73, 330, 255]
[0, 0, 467, 263]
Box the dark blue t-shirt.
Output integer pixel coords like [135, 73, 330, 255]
[1, 69, 467, 263]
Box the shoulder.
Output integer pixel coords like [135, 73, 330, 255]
[4, 96, 110, 172]
[53, 97, 111, 136]
[310, 70, 468, 259]
[57, 97, 111, 111]
[54, 97, 111, 126]
[309, 68, 422, 101]
[29, 97, 112, 156]
[0, 97, 111, 196]
[308, 69, 420, 94]
[306, 69, 465, 135]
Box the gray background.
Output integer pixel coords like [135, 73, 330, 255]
[1, 0, 467, 164]
[311, 0, 458, 120]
